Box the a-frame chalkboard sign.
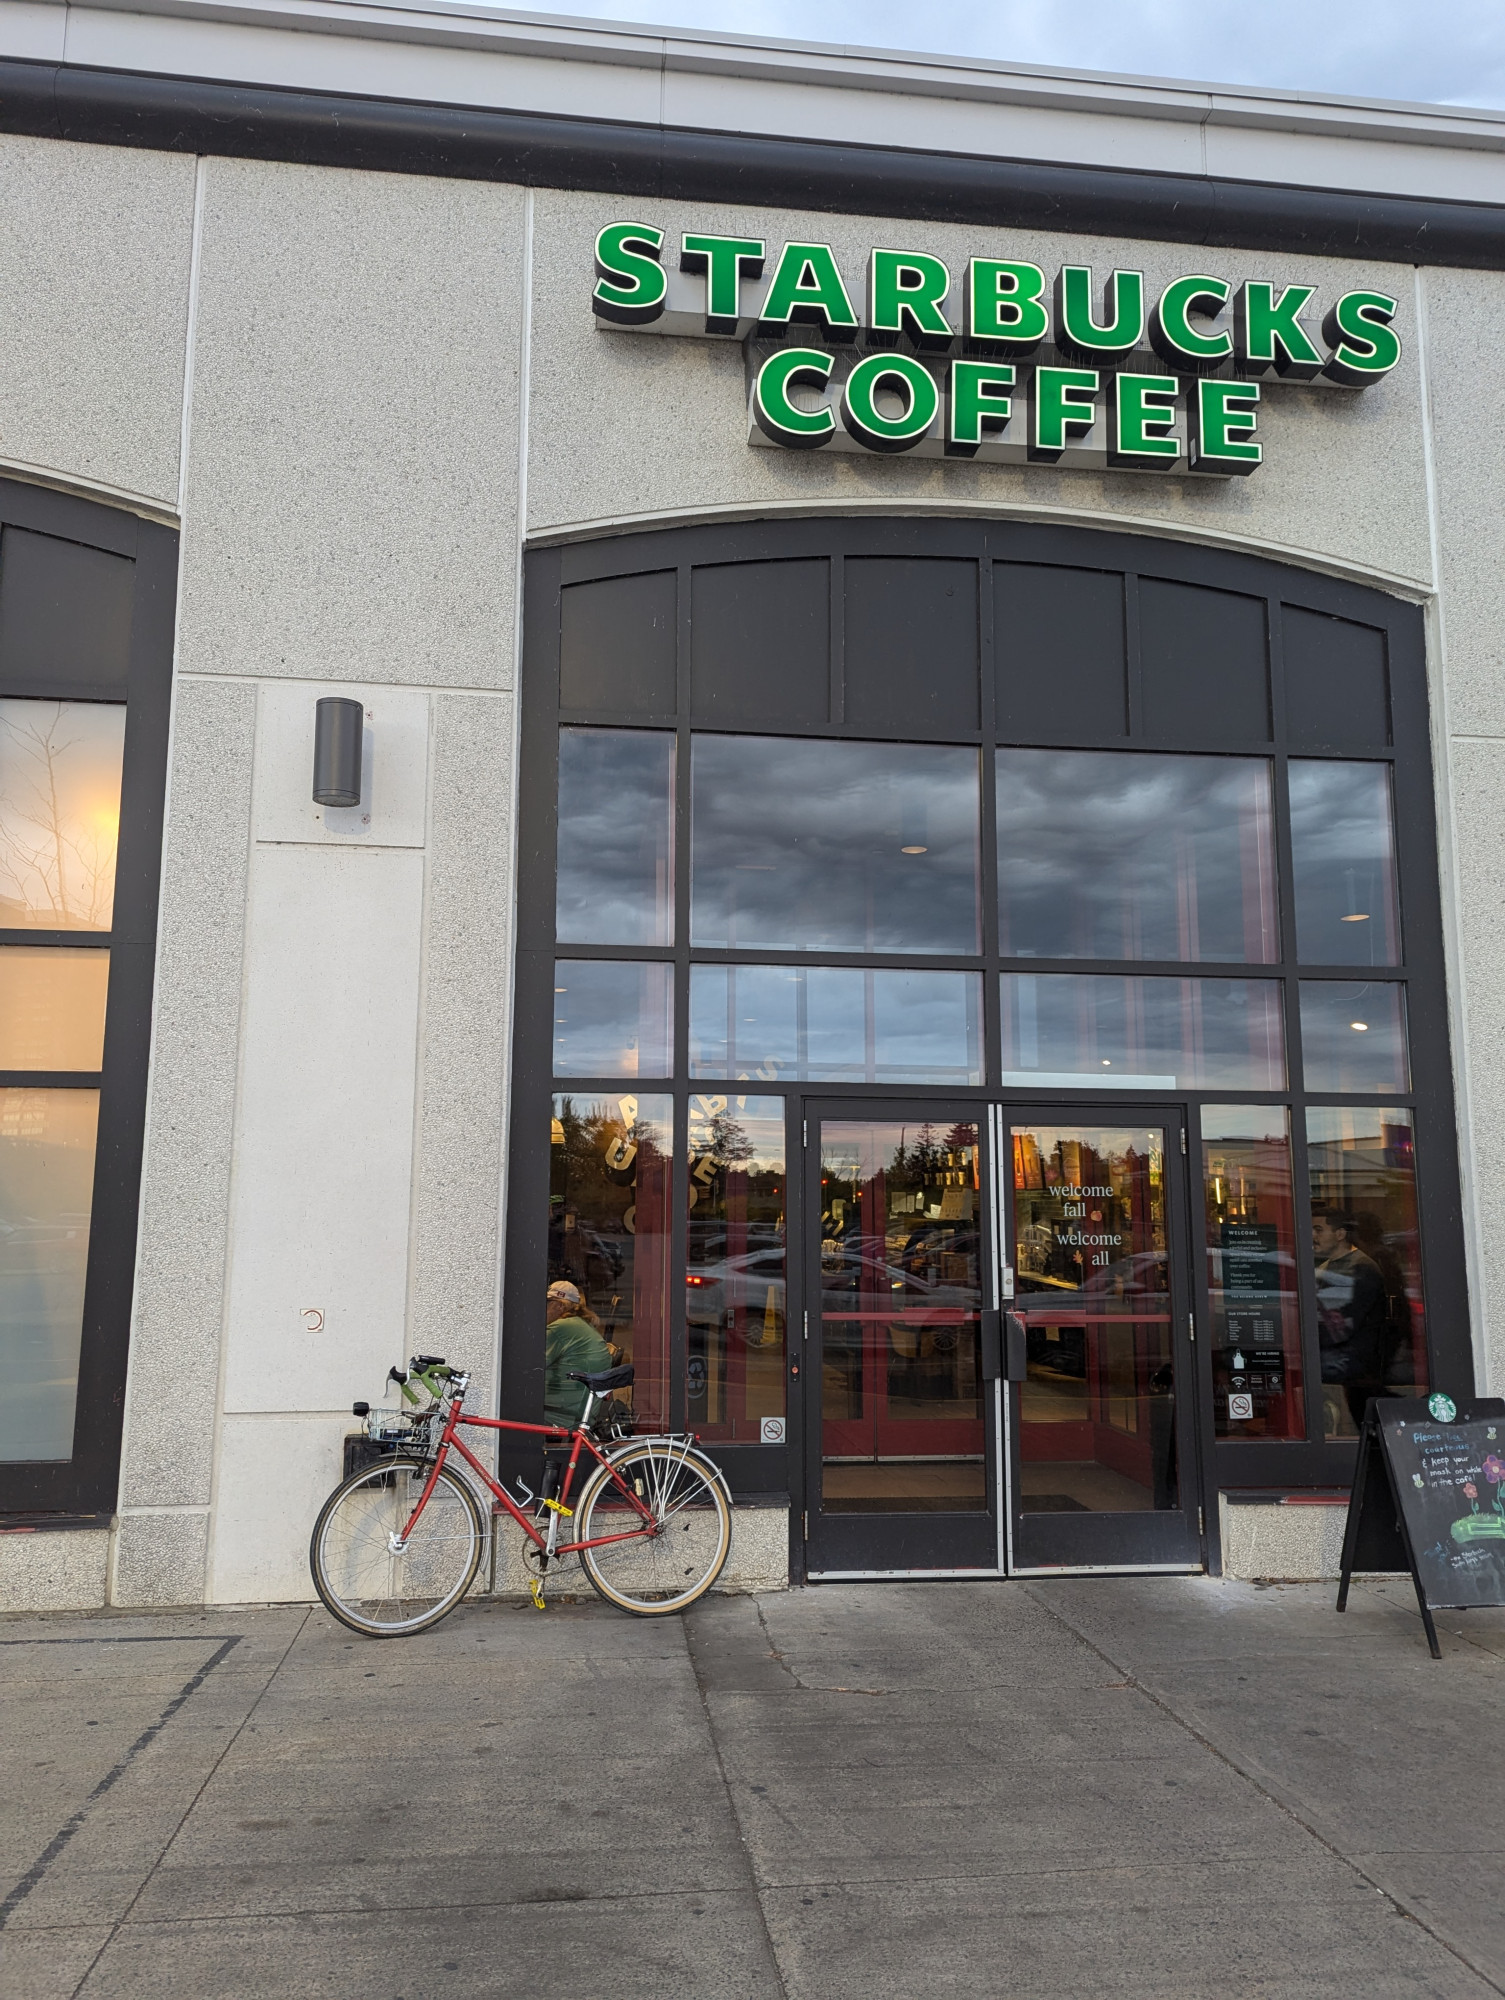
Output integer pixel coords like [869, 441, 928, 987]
[1338, 1395, 1505, 1657]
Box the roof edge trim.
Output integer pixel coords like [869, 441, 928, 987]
[5, 58, 1505, 268]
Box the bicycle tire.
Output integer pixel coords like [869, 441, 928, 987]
[310, 1455, 484, 1638]
[575, 1440, 732, 1616]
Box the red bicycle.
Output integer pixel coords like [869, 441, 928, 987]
[309, 1355, 733, 1635]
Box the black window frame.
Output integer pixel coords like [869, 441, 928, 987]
[507, 516, 1469, 1502]
[0, 478, 176, 1518]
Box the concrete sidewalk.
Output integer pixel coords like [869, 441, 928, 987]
[1, 1576, 1502, 1999]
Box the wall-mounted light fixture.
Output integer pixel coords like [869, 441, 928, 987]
[312, 696, 365, 808]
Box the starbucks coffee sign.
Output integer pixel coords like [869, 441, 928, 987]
[591, 225, 1401, 477]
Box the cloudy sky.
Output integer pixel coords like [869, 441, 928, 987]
[569, 0, 1505, 111]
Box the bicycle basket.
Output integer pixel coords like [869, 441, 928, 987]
[589, 1399, 636, 1443]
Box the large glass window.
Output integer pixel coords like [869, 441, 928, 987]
[691, 735, 981, 953]
[691, 964, 983, 1085]
[555, 728, 673, 946]
[530, 533, 1455, 1467]
[998, 749, 1277, 962]
[1299, 981, 1409, 1092]
[687, 1095, 786, 1444]
[0, 700, 125, 930]
[0, 1088, 100, 1462]
[1002, 974, 1285, 1090]
[1288, 761, 1399, 966]
[552, 960, 672, 1078]
[1201, 1107, 1304, 1441]
[0, 695, 124, 1476]
[549, 1093, 673, 1431]
[1305, 1105, 1427, 1439]
[0, 948, 108, 1070]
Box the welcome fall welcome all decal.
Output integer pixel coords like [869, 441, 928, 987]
[591, 225, 1401, 477]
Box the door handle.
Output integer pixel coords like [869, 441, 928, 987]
[980, 1309, 1002, 1381]
[1004, 1312, 1028, 1383]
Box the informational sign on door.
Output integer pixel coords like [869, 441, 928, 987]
[1216, 1221, 1285, 1423]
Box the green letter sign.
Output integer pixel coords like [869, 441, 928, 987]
[947, 361, 1016, 455]
[592, 222, 666, 327]
[965, 261, 1049, 351]
[1190, 380, 1262, 475]
[1055, 267, 1146, 358]
[681, 234, 765, 335]
[591, 224, 1405, 477]
[1110, 374, 1181, 468]
[842, 354, 940, 452]
[758, 243, 860, 340]
[868, 250, 952, 349]
[1031, 367, 1100, 459]
[752, 348, 836, 448]
[1322, 291, 1402, 386]
[1235, 282, 1323, 380]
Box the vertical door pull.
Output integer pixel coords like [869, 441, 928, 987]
[980, 1309, 1002, 1381]
[1004, 1312, 1029, 1383]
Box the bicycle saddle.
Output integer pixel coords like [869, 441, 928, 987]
[568, 1364, 635, 1392]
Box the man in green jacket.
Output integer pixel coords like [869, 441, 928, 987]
[543, 1280, 616, 1428]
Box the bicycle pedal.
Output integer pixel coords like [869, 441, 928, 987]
[528, 1577, 547, 1611]
[542, 1498, 574, 1518]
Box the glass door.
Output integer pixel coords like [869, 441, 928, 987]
[1000, 1107, 1203, 1572]
[803, 1103, 1003, 1577]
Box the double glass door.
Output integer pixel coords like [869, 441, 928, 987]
[802, 1100, 1204, 1578]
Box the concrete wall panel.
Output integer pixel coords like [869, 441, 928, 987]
[118, 677, 256, 1519]
[0, 133, 193, 506]
[222, 841, 424, 1414]
[1419, 267, 1505, 742]
[407, 691, 516, 1422]
[210, 1412, 354, 1603]
[176, 157, 524, 688]
[1444, 735, 1505, 1402]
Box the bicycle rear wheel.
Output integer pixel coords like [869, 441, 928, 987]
[575, 1441, 732, 1616]
[310, 1456, 484, 1637]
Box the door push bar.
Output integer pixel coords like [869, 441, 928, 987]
[980, 1311, 1029, 1383]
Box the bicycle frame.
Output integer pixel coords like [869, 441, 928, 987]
[394, 1386, 667, 1560]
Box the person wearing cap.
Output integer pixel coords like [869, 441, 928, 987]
[543, 1280, 616, 1429]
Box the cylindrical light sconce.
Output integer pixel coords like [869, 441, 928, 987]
[312, 696, 364, 808]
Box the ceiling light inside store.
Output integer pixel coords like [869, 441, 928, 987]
[1351, 1021, 1369, 1031]
[1341, 912, 1370, 921]
[901, 845, 928, 854]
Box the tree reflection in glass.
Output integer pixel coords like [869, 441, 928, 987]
[691, 735, 981, 953]
[997, 748, 1276, 963]
[0, 700, 125, 930]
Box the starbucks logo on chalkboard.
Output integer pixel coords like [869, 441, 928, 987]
[1428, 1392, 1458, 1422]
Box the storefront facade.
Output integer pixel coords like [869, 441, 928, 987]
[0, 0, 1500, 1605]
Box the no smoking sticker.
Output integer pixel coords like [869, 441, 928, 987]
[1227, 1393, 1254, 1421]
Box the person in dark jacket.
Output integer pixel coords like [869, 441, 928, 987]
[543, 1280, 615, 1429]
[1312, 1209, 1388, 1430]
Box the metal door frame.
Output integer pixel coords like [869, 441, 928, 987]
[998, 1101, 1206, 1577]
[800, 1096, 1007, 1582]
[797, 1095, 1208, 1580]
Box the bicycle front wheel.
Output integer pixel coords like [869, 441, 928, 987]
[310, 1456, 484, 1637]
[575, 1441, 732, 1616]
